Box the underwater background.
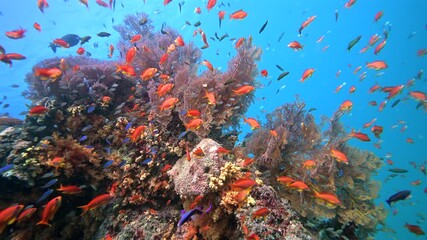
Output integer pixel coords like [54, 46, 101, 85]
[0, 0, 426, 239]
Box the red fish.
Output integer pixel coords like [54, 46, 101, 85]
[277, 176, 294, 186]
[252, 208, 270, 219]
[235, 37, 245, 48]
[96, 0, 110, 8]
[288, 41, 303, 51]
[194, 7, 201, 14]
[174, 35, 185, 46]
[288, 181, 309, 192]
[116, 64, 136, 77]
[344, 0, 357, 8]
[37, 0, 49, 13]
[230, 9, 247, 20]
[33, 22, 42, 31]
[202, 59, 213, 71]
[218, 11, 225, 27]
[185, 118, 203, 131]
[371, 125, 383, 138]
[108, 44, 114, 58]
[241, 157, 254, 167]
[330, 149, 349, 164]
[302, 160, 316, 169]
[298, 16, 316, 35]
[206, 0, 216, 11]
[156, 83, 174, 97]
[313, 191, 341, 205]
[260, 69, 268, 77]
[230, 178, 258, 190]
[130, 125, 146, 142]
[204, 90, 216, 105]
[79, 194, 113, 215]
[29, 105, 48, 115]
[382, 85, 404, 99]
[300, 68, 315, 82]
[0, 205, 24, 233]
[374, 40, 386, 55]
[57, 185, 82, 194]
[339, 100, 353, 112]
[130, 34, 141, 43]
[37, 196, 62, 226]
[349, 86, 356, 93]
[159, 53, 169, 65]
[5, 28, 26, 39]
[374, 11, 383, 22]
[79, 0, 89, 8]
[369, 84, 381, 93]
[409, 91, 426, 101]
[405, 223, 425, 236]
[244, 117, 260, 130]
[125, 47, 136, 65]
[159, 97, 179, 111]
[76, 47, 85, 55]
[193, 147, 204, 156]
[164, 0, 172, 6]
[199, 29, 209, 48]
[34, 67, 62, 81]
[140, 68, 158, 81]
[53, 39, 70, 48]
[369, 34, 381, 46]
[186, 109, 201, 118]
[17, 207, 37, 223]
[417, 48, 427, 57]
[349, 131, 370, 142]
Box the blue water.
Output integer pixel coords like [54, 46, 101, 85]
[0, 0, 426, 239]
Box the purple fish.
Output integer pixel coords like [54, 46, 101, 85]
[177, 205, 212, 227]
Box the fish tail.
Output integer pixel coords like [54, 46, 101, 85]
[36, 220, 51, 226]
[49, 43, 57, 53]
[386, 199, 391, 206]
[78, 205, 90, 215]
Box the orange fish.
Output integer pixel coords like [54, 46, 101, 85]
[339, 100, 353, 112]
[130, 125, 146, 142]
[230, 9, 247, 20]
[411, 179, 421, 186]
[369, 34, 381, 46]
[16, 207, 37, 223]
[0, 204, 24, 233]
[363, 118, 377, 128]
[125, 47, 136, 65]
[313, 191, 341, 205]
[260, 69, 268, 77]
[185, 118, 203, 131]
[287, 181, 309, 192]
[198, 29, 209, 48]
[241, 157, 254, 167]
[330, 149, 349, 164]
[37, 196, 62, 226]
[302, 160, 316, 169]
[344, 0, 357, 8]
[382, 85, 404, 99]
[316, 35, 325, 43]
[374, 40, 386, 55]
[189, 195, 203, 209]
[202, 59, 213, 71]
[130, 34, 141, 43]
[378, 100, 387, 111]
[216, 147, 230, 154]
[34, 67, 62, 81]
[204, 90, 216, 105]
[298, 15, 316, 35]
[230, 178, 258, 190]
[156, 83, 174, 97]
[233, 85, 255, 95]
[244, 117, 260, 130]
[246, 233, 260, 240]
[252, 207, 270, 219]
[78, 194, 113, 215]
[33, 22, 41, 31]
[5, 28, 26, 39]
[409, 91, 426, 101]
[269, 130, 278, 137]
[159, 97, 179, 111]
[95, 0, 109, 8]
[186, 109, 201, 118]
[76, 47, 85, 55]
[235, 188, 251, 203]
[235, 37, 245, 48]
[116, 64, 136, 77]
[53, 38, 70, 48]
[57, 184, 82, 194]
[277, 176, 294, 186]
[366, 60, 387, 70]
[159, 53, 169, 65]
[288, 41, 303, 51]
[140, 68, 158, 81]
[174, 35, 185, 46]
[218, 11, 225, 27]
[79, 0, 89, 8]
[406, 138, 414, 144]
[206, 0, 216, 11]
[349, 86, 356, 93]
[108, 44, 114, 58]
[417, 48, 427, 57]
[300, 68, 315, 82]
[193, 147, 204, 156]
[369, 84, 381, 93]
[37, 0, 49, 13]
[47, 157, 64, 170]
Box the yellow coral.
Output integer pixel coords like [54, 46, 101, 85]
[220, 190, 239, 214]
[209, 162, 241, 191]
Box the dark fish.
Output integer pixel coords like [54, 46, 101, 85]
[386, 190, 411, 206]
[347, 35, 362, 52]
[97, 32, 111, 37]
[277, 71, 289, 81]
[391, 99, 400, 108]
[178, 205, 212, 227]
[10, 84, 19, 88]
[103, 160, 114, 168]
[219, 34, 228, 41]
[388, 168, 408, 173]
[416, 102, 424, 110]
[178, 2, 183, 14]
[185, 21, 191, 26]
[49, 34, 81, 53]
[276, 64, 284, 71]
[161, 23, 168, 35]
[40, 172, 55, 179]
[35, 126, 47, 132]
[259, 20, 268, 34]
[0, 45, 5, 54]
[3, 104, 9, 108]
[118, 160, 126, 167]
[122, 137, 130, 143]
[308, 108, 317, 112]
[0, 164, 14, 174]
[335, 10, 339, 22]
[79, 136, 88, 142]
[106, 139, 112, 145]
[80, 36, 91, 45]
[139, 17, 148, 25]
[194, 21, 201, 27]
[41, 179, 58, 189]
[36, 189, 53, 204]
[277, 32, 285, 42]
[81, 125, 93, 132]
[112, 18, 114, 24]
[93, 43, 98, 48]
[111, 0, 116, 10]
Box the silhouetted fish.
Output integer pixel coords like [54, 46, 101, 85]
[386, 190, 411, 206]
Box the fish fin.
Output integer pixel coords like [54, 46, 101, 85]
[78, 205, 90, 215]
[49, 44, 57, 53]
[36, 220, 51, 226]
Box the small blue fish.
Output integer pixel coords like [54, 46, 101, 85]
[23, 205, 34, 210]
[104, 147, 111, 154]
[122, 138, 130, 143]
[79, 136, 88, 142]
[40, 172, 55, 179]
[125, 122, 132, 131]
[87, 105, 95, 113]
[103, 160, 114, 168]
[0, 164, 14, 174]
[141, 158, 152, 165]
[178, 205, 212, 227]
[36, 189, 54, 204]
[106, 139, 112, 145]
[84, 145, 94, 149]
[41, 179, 58, 189]
[151, 146, 159, 154]
[118, 160, 126, 167]
[82, 125, 93, 132]
[337, 169, 344, 178]
[177, 131, 187, 140]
